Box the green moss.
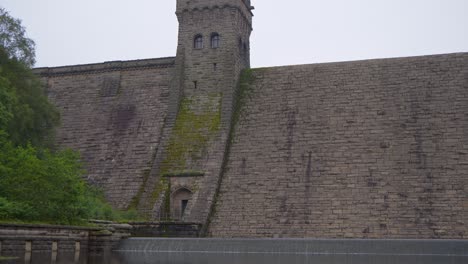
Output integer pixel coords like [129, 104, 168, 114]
[202, 69, 256, 236]
[161, 94, 222, 173]
[164, 181, 171, 220]
[151, 177, 168, 202]
[0, 256, 19, 260]
[129, 147, 159, 214]
[231, 69, 255, 135]
[146, 94, 221, 220]
[128, 169, 151, 210]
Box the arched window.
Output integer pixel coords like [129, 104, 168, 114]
[211, 33, 220, 48]
[194, 34, 203, 49]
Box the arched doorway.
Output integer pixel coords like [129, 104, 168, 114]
[171, 188, 192, 221]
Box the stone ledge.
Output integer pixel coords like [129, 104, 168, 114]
[33, 57, 176, 77]
[0, 223, 101, 231]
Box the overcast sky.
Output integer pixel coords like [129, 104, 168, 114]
[1, 0, 467, 68]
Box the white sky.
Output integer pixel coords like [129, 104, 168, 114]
[1, 0, 467, 68]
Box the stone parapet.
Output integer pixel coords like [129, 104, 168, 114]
[33, 57, 175, 76]
[0, 223, 130, 256]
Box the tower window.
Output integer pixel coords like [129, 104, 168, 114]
[211, 33, 220, 48]
[194, 34, 203, 49]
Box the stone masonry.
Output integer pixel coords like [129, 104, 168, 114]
[137, 0, 254, 224]
[34, 0, 467, 239]
[35, 58, 175, 209]
[208, 53, 468, 238]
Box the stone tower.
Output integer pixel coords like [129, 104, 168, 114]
[175, 0, 254, 97]
[139, 0, 254, 226]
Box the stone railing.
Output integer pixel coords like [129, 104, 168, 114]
[0, 222, 131, 259]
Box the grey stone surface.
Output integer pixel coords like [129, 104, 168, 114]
[208, 53, 468, 239]
[0, 223, 128, 254]
[129, 223, 202, 237]
[36, 59, 175, 209]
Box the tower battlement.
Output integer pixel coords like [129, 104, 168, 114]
[176, 0, 254, 19]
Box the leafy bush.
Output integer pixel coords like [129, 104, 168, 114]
[0, 134, 86, 224]
[0, 197, 37, 220]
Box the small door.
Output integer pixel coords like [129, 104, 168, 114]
[171, 188, 192, 221]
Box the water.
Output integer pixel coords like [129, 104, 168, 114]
[1, 238, 467, 264]
[1, 251, 467, 264]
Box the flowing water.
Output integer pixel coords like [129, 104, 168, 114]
[1, 251, 467, 264]
[1, 238, 467, 264]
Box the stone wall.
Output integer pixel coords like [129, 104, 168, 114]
[129, 222, 201, 237]
[34, 58, 175, 209]
[209, 53, 468, 239]
[0, 223, 129, 256]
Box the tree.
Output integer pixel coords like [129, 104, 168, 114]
[0, 76, 15, 131]
[0, 7, 35, 67]
[0, 134, 87, 223]
[0, 48, 60, 147]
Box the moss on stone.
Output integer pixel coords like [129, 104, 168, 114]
[128, 168, 151, 210]
[202, 69, 256, 236]
[0, 256, 18, 261]
[161, 93, 222, 173]
[151, 177, 169, 202]
[145, 176, 170, 219]
[231, 69, 255, 134]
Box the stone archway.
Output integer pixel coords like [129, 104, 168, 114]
[171, 188, 193, 221]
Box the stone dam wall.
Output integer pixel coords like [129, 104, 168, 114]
[35, 58, 175, 209]
[34, 53, 468, 239]
[208, 53, 468, 239]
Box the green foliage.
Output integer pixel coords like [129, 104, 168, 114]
[84, 186, 145, 222]
[0, 75, 15, 130]
[0, 48, 60, 147]
[0, 133, 142, 224]
[82, 187, 116, 221]
[0, 134, 86, 224]
[0, 8, 35, 67]
[0, 197, 36, 220]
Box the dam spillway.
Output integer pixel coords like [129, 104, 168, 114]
[116, 238, 468, 256]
